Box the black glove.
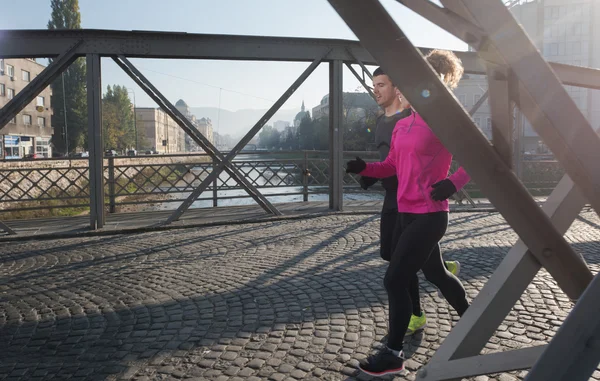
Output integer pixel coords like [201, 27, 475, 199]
[430, 179, 457, 201]
[359, 176, 378, 190]
[346, 156, 366, 174]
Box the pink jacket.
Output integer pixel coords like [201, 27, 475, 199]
[360, 111, 470, 213]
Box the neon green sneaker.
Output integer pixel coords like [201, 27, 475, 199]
[406, 312, 426, 336]
[446, 260, 461, 276]
[437, 260, 461, 298]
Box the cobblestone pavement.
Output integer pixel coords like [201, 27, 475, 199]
[1, 209, 600, 381]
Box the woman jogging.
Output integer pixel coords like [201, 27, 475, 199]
[345, 49, 471, 377]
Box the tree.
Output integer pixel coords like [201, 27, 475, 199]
[282, 128, 298, 150]
[102, 85, 135, 150]
[48, 0, 87, 154]
[297, 115, 315, 150]
[258, 125, 281, 150]
[312, 117, 329, 150]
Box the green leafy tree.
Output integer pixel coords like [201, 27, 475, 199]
[102, 85, 135, 150]
[48, 0, 87, 154]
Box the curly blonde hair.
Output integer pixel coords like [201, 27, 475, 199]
[425, 49, 464, 90]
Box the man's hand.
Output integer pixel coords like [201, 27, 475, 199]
[359, 176, 378, 190]
[430, 179, 457, 201]
[346, 156, 366, 174]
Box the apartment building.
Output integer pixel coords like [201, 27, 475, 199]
[0, 58, 53, 158]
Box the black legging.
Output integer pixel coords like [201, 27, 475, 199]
[380, 208, 422, 316]
[380, 191, 424, 316]
[385, 212, 469, 351]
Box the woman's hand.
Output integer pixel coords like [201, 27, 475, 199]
[430, 179, 457, 201]
[346, 157, 367, 174]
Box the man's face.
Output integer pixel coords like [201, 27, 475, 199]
[372, 74, 397, 108]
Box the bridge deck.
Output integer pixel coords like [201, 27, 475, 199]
[0, 206, 598, 380]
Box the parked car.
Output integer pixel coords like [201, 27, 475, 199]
[145, 150, 159, 155]
[104, 149, 117, 157]
[127, 149, 137, 157]
[24, 153, 42, 159]
[71, 152, 89, 158]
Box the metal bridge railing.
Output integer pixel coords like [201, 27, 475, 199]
[0, 151, 563, 218]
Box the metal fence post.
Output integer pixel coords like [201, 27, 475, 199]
[303, 151, 309, 202]
[108, 156, 116, 213]
[212, 160, 218, 207]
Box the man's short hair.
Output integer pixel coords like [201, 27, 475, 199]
[373, 67, 394, 86]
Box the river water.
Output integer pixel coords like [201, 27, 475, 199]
[153, 153, 383, 211]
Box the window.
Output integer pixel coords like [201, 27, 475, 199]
[558, 24, 566, 38]
[37, 96, 45, 107]
[474, 117, 481, 127]
[0, 59, 3, 74]
[550, 43, 559, 56]
[7, 88, 14, 99]
[0, 83, 4, 96]
[474, 94, 481, 105]
[36, 137, 50, 158]
[4, 135, 21, 158]
[487, 118, 492, 130]
[22, 70, 30, 82]
[573, 23, 582, 36]
[9, 117, 16, 124]
[23, 114, 32, 125]
[543, 27, 551, 39]
[458, 94, 467, 106]
[558, 42, 566, 56]
[37, 117, 45, 127]
[6, 64, 14, 77]
[559, 6, 567, 17]
[572, 41, 582, 55]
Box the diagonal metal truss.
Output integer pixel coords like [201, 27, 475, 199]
[1, 28, 598, 230]
[0, 221, 16, 235]
[0, 40, 82, 130]
[162, 51, 328, 224]
[112, 55, 283, 220]
[325, 0, 600, 379]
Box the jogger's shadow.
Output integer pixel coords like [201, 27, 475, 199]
[374, 330, 424, 359]
[403, 330, 425, 358]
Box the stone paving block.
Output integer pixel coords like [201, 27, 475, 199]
[1, 212, 599, 380]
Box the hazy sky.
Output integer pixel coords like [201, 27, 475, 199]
[1, 0, 466, 116]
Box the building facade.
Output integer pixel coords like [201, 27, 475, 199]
[0, 58, 54, 158]
[196, 117, 214, 150]
[456, 0, 596, 153]
[175, 99, 214, 152]
[135, 107, 185, 153]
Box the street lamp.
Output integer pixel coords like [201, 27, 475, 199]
[126, 88, 138, 151]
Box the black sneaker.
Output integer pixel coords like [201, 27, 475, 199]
[358, 347, 405, 377]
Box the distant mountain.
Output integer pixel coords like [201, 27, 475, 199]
[189, 107, 300, 138]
